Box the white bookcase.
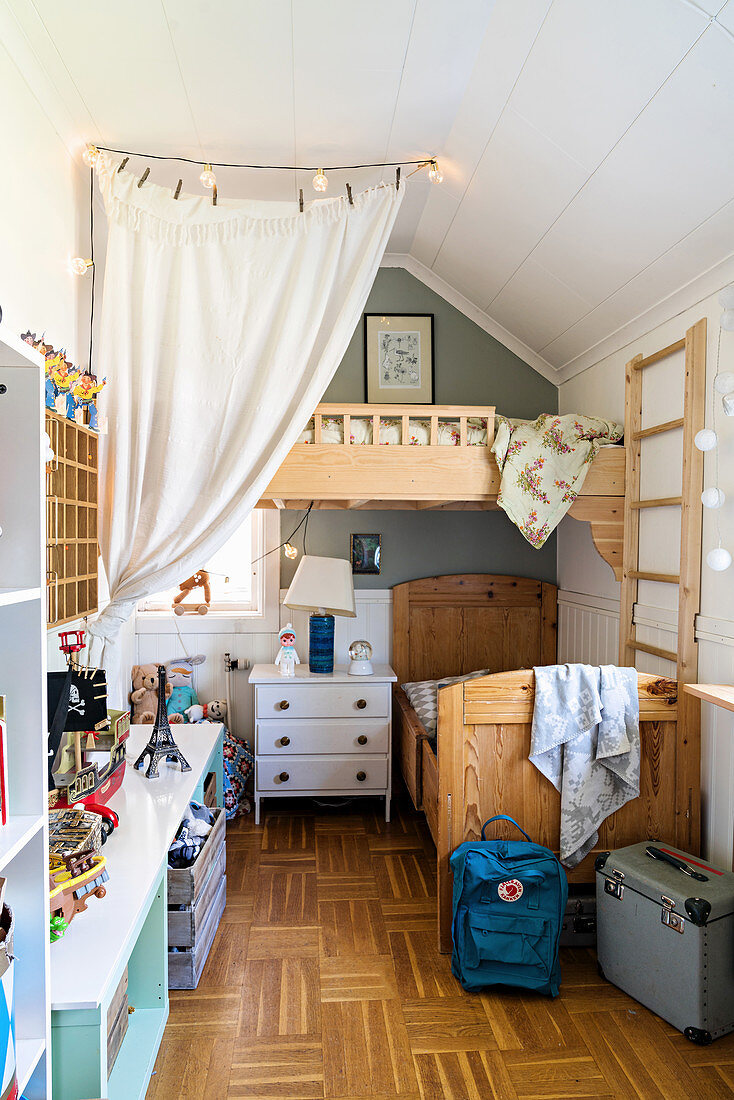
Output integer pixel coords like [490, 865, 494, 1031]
[0, 324, 51, 1097]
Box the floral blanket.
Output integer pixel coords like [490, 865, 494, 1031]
[491, 413, 623, 547]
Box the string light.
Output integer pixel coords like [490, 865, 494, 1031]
[82, 144, 99, 168]
[428, 159, 443, 184]
[707, 546, 732, 571]
[200, 163, 217, 189]
[312, 169, 328, 193]
[701, 487, 725, 509]
[283, 543, 298, 560]
[713, 370, 734, 394]
[694, 428, 717, 451]
[69, 258, 93, 277]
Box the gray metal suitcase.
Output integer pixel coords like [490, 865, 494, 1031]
[596, 841, 734, 1044]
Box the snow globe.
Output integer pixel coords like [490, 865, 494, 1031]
[348, 639, 373, 676]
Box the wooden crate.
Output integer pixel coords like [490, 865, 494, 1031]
[106, 965, 128, 1075]
[167, 807, 225, 906]
[203, 770, 217, 808]
[167, 875, 226, 990]
[168, 845, 226, 948]
[45, 410, 99, 627]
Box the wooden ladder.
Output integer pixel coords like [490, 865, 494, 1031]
[619, 318, 706, 851]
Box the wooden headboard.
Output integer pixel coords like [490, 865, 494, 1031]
[391, 574, 557, 686]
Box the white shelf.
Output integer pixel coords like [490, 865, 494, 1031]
[50, 722, 223, 1011]
[16, 1036, 45, 1093]
[249, 663, 397, 683]
[0, 587, 41, 609]
[0, 814, 44, 873]
[0, 325, 44, 368]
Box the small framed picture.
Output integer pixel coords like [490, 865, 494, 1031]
[350, 533, 381, 575]
[364, 314, 434, 404]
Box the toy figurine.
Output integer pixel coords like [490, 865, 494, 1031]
[72, 370, 106, 430]
[184, 699, 227, 723]
[165, 655, 206, 722]
[275, 623, 300, 677]
[50, 355, 79, 420]
[173, 570, 211, 615]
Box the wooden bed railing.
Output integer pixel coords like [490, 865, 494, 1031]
[308, 403, 496, 448]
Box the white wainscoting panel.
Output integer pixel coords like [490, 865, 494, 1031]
[558, 592, 619, 665]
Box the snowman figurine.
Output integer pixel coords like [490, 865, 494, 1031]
[275, 623, 300, 678]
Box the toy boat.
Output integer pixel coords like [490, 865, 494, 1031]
[52, 708, 130, 809]
[49, 848, 108, 929]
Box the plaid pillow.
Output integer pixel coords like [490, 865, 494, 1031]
[401, 670, 489, 736]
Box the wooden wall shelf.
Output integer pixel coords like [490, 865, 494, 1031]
[683, 684, 734, 713]
[45, 411, 99, 627]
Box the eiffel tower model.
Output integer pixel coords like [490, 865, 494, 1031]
[134, 665, 191, 779]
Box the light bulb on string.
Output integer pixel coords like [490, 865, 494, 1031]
[82, 144, 99, 168]
[69, 257, 93, 277]
[312, 169, 328, 193]
[694, 428, 717, 451]
[719, 286, 734, 310]
[428, 159, 443, 184]
[707, 546, 732, 572]
[714, 371, 734, 394]
[701, 487, 725, 509]
[721, 310, 734, 332]
[200, 164, 217, 189]
[283, 543, 298, 560]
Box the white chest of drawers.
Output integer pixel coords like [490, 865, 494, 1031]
[249, 663, 397, 824]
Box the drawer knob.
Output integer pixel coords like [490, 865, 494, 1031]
[357, 735, 368, 746]
[278, 699, 290, 710]
[278, 771, 289, 783]
[279, 736, 290, 747]
[356, 771, 366, 782]
[356, 699, 367, 710]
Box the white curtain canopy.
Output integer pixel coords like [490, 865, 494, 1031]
[88, 154, 402, 696]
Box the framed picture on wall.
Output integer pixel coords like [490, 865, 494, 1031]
[364, 314, 434, 404]
[350, 533, 381, 575]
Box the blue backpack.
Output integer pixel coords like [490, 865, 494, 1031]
[450, 815, 568, 997]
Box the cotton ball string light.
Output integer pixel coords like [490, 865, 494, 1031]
[719, 285, 734, 309]
[701, 487, 725, 509]
[694, 428, 718, 451]
[713, 371, 734, 394]
[707, 547, 732, 572]
[720, 309, 734, 332]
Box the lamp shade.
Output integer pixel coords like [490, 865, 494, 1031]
[284, 555, 356, 617]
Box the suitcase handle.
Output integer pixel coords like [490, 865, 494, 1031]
[645, 845, 708, 882]
[481, 815, 533, 844]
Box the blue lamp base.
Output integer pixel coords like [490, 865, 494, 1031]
[309, 614, 335, 673]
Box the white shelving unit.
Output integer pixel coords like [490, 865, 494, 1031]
[0, 324, 51, 1097]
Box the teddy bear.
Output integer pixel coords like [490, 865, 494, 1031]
[184, 699, 228, 723]
[129, 662, 172, 724]
[165, 655, 206, 722]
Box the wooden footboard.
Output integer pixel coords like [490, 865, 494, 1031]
[392, 686, 429, 810]
[435, 670, 700, 952]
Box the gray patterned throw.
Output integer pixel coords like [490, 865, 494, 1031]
[530, 664, 639, 867]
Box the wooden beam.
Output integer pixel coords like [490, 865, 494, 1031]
[633, 338, 686, 370]
[620, 353, 643, 666]
[630, 497, 682, 509]
[632, 417, 684, 441]
[625, 638, 677, 664]
[628, 570, 680, 584]
[272, 498, 285, 510]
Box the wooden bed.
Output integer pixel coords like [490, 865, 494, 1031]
[391, 573, 700, 952]
[258, 402, 626, 578]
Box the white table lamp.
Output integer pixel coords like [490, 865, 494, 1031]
[284, 555, 356, 673]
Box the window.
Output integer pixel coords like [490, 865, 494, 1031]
[137, 509, 279, 630]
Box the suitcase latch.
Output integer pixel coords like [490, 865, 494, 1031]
[604, 878, 624, 900]
[661, 896, 684, 934]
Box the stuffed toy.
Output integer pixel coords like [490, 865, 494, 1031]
[130, 662, 171, 724]
[165, 655, 206, 722]
[184, 699, 228, 723]
[172, 570, 211, 616]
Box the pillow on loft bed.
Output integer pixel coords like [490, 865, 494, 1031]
[401, 669, 490, 745]
[298, 416, 488, 446]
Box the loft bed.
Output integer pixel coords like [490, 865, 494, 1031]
[390, 573, 700, 952]
[257, 403, 626, 578]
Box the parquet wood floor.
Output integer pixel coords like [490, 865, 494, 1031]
[148, 798, 734, 1099]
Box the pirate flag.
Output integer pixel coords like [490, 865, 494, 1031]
[47, 668, 108, 789]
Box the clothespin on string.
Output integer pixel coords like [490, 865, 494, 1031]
[173, 179, 183, 200]
[299, 188, 304, 213]
[212, 184, 218, 207]
[137, 166, 150, 188]
[346, 183, 353, 207]
[396, 167, 400, 191]
[117, 157, 129, 174]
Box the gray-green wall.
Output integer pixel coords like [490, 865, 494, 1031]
[281, 267, 558, 590]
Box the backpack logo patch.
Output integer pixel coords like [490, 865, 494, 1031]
[498, 878, 523, 902]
